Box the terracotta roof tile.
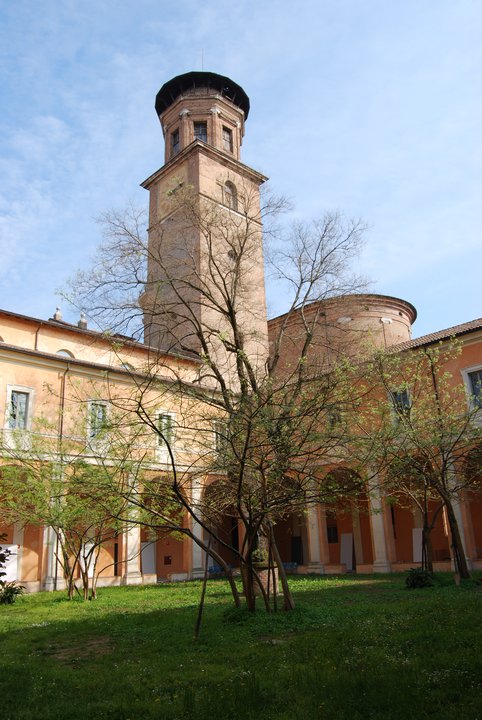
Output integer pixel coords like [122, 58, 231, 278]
[395, 318, 482, 351]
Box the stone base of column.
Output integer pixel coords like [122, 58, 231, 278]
[372, 561, 391, 573]
[307, 562, 325, 575]
[42, 577, 56, 592]
[122, 572, 143, 586]
[191, 568, 205, 580]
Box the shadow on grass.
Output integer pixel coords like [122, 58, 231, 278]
[0, 576, 481, 720]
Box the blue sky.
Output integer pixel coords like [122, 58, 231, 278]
[0, 0, 480, 338]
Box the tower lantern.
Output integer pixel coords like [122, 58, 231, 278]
[155, 71, 250, 163]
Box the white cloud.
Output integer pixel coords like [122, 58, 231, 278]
[0, 0, 481, 333]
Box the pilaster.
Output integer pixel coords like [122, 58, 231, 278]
[318, 505, 331, 565]
[369, 481, 391, 573]
[123, 524, 142, 585]
[42, 526, 62, 591]
[12, 523, 24, 582]
[306, 504, 325, 573]
[191, 478, 205, 578]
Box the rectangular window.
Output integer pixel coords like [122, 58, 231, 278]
[328, 407, 342, 430]
[212, 419, 227, 456]
[171, 128, 180, 156]
[389, 388, 411, 422]
[222, 126, 233, 152]
[468, 370, 482, 408]
[193, 121, 207, 143]
[157, 413, 174, 448]
[8, 391, 29, 430]
[327, 524, 338, 544]
[88, 402, 108, 440]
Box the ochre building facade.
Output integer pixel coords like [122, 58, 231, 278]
[1, 72, 481, 591]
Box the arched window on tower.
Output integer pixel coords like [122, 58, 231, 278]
[224, 181, 237, 211]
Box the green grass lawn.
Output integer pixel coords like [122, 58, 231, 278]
[1, 574, 481, 719]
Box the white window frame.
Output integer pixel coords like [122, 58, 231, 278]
[212, 419, 228, 457]
[4, 385, 34, 449]
[5, 385, 34, 431]
[389, 388, 411, 425]
[156, 411, 176, 463]
[461, 364, 482, 413]
[87, 400, 110, 444]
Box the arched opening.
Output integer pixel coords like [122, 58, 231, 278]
[0, 466, 44, 585]
[202, 480, 240, 571]
[56, 349, 75, 358]
[321, 468, 372, 572]
[139, 475, 189, 581]
[140, 525, 188, 581]
[272, 511, 308, 568]
[386, 455, 451, 568]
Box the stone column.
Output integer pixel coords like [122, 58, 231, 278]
[306, 504, 324, 573]
[457, 492, 477, 561]
[369, 481, 391, 573]
[318, 505, 331, 565]
[123, 524, 142, 585]
[191, 478, 205, 579]
[351, 501, 364, 566]
[12, 523, 24, 582]
[42, 526, 58, 591]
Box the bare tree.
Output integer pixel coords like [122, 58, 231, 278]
[63, 183, 368, 611]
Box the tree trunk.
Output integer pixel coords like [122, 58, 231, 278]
[443, 499, 470, 579]
[421, 525, 433, 573]
[194, 535, 212, 640]
[269, 527, 295, 611]
[224, 566, 241, 608]
[194, 535, 241, 608]
[241, 558, 256, 612]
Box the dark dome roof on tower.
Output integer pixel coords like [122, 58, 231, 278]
[155, 71, 250, 119]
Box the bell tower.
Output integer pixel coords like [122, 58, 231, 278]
[140, 72, 269, 381]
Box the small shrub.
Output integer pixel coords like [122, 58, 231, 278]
[0, 580, 25, 604]
[405, 568, 434, 589]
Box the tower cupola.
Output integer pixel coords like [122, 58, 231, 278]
[155, 71, 250, 164]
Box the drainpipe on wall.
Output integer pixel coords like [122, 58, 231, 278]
[54, 363, 70, 592]
[34, 324, 42, 350]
